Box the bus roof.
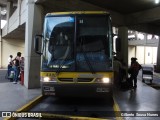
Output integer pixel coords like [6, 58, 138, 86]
[46, 11, 109, 17]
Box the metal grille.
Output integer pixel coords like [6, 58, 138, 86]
[77, 78, 93, 82]
[58, 78, 73, 82]
[58, 78, 94, 82]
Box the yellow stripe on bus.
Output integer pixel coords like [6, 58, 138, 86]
[47, 11, 109, 16]
[40, 72, 114, 78]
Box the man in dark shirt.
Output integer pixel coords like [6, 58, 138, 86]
[13, 52, 21, 84]
[129, 57, 142, 88]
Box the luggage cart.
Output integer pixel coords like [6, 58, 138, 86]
[142, 66, 153, 84]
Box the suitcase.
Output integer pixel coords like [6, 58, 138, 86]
[120, 78, 133, 90]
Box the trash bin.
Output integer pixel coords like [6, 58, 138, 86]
[20, 71, 24, 85]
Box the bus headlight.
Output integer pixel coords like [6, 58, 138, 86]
[43, 77, 50, 82]
[41, 77, 57, 82]
[95, 77, 110, 83]
[102, 78, 110, 83]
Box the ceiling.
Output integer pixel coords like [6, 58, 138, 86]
[0, 0, 7, 7]
[0, 0, 17, 7]
[1, 0, 160, 39]
[82, 0, 160, 14]
[0, 0, 160, 14]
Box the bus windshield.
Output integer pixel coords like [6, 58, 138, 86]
[42, 15, 112, 72]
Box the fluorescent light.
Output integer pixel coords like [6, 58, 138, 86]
[128, 35, 135, 39]
[137, 33, 144, 40]
[155, 0, 159, 4]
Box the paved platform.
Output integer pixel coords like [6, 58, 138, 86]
[0, 68, 160, 120]
[0, 70, 41, 120]
[114, 69, 160, 120]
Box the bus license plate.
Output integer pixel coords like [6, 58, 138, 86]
[96, 88, 109, 92]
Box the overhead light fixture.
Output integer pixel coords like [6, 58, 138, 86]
[155, 0, 160, 4]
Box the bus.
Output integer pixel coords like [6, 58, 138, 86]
[34, 11, 114, 98]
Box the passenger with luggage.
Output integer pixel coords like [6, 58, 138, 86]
[128, 57, 142, 89]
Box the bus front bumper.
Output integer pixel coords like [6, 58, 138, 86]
[41, 82, 112, 97]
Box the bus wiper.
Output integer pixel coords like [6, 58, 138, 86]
[80, 37, 95, 74]
[56, 59, 67, 75]
[56, 49, 71, 75]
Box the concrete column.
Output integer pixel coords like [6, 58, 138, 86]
[144, 33, 147, 41]
[144, 33, 147, 64]
[135, 31, 138, 40]
[156, 37, 160, 72]
[6, 2, 11, 33]
[118, 27, 128, 66]
[9, 1, 14, 17]
[17, 0, 22, 25]
[24, 0, 44, 88]
[0, 7, 2, 68]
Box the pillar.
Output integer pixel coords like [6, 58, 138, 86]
[6, 1, 13, 33]
[118, 27, 128, 66]
[143, 33, 147, 64]
[0, 7, 2, 68]
[17, 0, 22, 25]
[24, 0, 44, 88]
[155, 37, 160, 72]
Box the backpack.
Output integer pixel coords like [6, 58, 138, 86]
[139, 64, 142, 70]
[131, 61, 141, 72]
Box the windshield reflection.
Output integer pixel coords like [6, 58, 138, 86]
[42, 15, 112, 72]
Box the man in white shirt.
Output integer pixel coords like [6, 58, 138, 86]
[8, 55, 13, 64]
[7, 55, 13, 80]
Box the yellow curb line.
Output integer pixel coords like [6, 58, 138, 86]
[3, 95, 121, 120]
[41, 113, 108, 120]
[4, 95, 43, 120]
[113, 96, 124, 120]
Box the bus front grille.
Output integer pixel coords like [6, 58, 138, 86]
[58, 78, 73, 82]
[58, 78, 94, 82]
[77, 78, 93, 82]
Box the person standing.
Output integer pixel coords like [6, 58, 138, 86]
[7, 55, 13, 79]
[20, 57, 24, 85]
[8, 55, 13, 63]
[13, 52, 21, 84]
[129, 57, 142, 89]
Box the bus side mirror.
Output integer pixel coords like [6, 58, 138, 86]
[34, 35, 43, 55]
